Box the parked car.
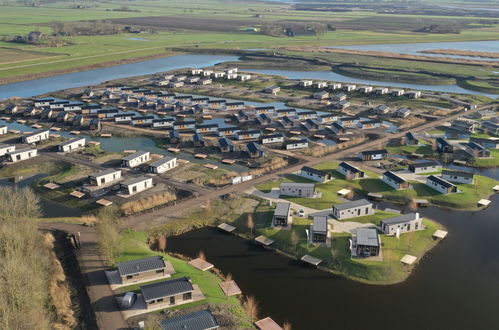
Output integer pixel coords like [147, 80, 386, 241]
[121, 292, 137, 308]
[298, 208, 306, 217]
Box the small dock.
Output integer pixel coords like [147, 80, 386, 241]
[167, 147, 180, 153]
[409, 153, 424, 158]
[100, 133, 112, 138]
[195, 153, 208, 159]
[88, 141, 101, 146]
[265, 127, 276, 132]
[70, 191, 85, 199]
[400, 254, 417, 265]
[453, 160, 467, 166]
[31, 124, 43, 129]
[50, 127, 62, 131]
[433, 230, 448, 239]
[96, 199, 113, 207]
[8, 129, 20, 134]
[43, 183, 60, 190]
[70, 130, 80, 135]
[301, 254, 322, 266]
[123, 149, 136, 153]
[188, 258, 214, 271]
[222, 159, 236, 165]
[219, 280, 241, 296]
[217, 223, 236, 233]
[255, 235, 274, 246]
[313, 134, 326, 139]
[289, 130, 301, 135]
[204, 164, 218, 170]
[478, 199, 491, 208]
[255, 317, 283, 330]
[415, 199, 429, 207]
[337, 188, 351, 197]
[384, 208, 401, 214]
[494, 185, 499, 193]
[367, 192, 383, 200]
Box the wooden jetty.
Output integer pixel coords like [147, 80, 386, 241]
[217, 223, 236, 233]
[255, 235, 274, 246]
[301, 254, 322, 266]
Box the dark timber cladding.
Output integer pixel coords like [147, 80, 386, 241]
[159, 309, 219, 330]
[441, 169, 474, 179]
[141, 277, 193, 302]
[117, 256, 166, 276]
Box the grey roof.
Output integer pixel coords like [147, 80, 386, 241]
[360, 149, 388, 156]
[334, 199, 372, 211]
[338, 162, 362, 174]
[274, 202, 291, 217]
[427, 175, 456, 188]
[149, 156, 176, 168]
[381, 213, 419, 225]
[90, 168, 120, 179]
[121, 176, 151, 186]
[117, 256, 166, 276]
[280, 182, 316, 189]
[383, 171, 407, 184]
[409, 161, 440, 169]
[442, 169, 474, 179]
[160, 310, 219, 330]
[122, 150, 149, 161]
[301, 166, 328, 177]
[59, 137, 85, 147]
[218, 137, 234, 148]
[356, 228, 379, 247]
[141, 277, 193, 302]
[312, 216, 328, 233]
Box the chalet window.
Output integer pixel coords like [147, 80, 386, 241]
[169, 296, 175, 305]
[183, 292, 192, 300]
[155, 269, 163, 274]
[126, 275, 133, 279]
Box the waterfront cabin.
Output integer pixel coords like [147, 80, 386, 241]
[198, 78, 212, 85]
[300, 166, 332, 183]
[297, 111, 317, 120]
[234, 130, 261, 141]
[56, 111, 69, 122]
[338, 162, 365, 180]
[89, 169, 122, 187]
[261, 133, 284, 144]
[357, 120, 381, 129]
[408, 91, 422, 99]
[211, 71, 224, 79]
[195, 124, 218, 134]
[41, 108, 53, 119]
[117, 256, 168, 285]
[314, 81, 328, 89]
[328, 83, 342, 90]
[256, 112, 272, 125]
[23, 107, 36, 117]
[247, 142, 265, 158]
[279, 182, 316, 198]
[131, 116, 154, 126]
[173, 120, 196, 131]
[358, 149, 388, 161]
[169, 130, 180, 144]
[152, 118, 175, 128]
[159, 310, 219, 330]
[255, 106, 275, 115]
[168, 81, 184, 88]
[272, 202, 291, 227]
[355, 228, 380, 257]
[140, 277, 194, 309]
[217, 127, 240, 137]
[299, 80, 313, 87]
[6, 147, 37, 163]
[202, 70, 213, 77]
[395, 107, 411, 118]
[122, 150, 150, 168]
[225, 102, 245, 111]
[89, 118, 101, 130]
[149, 156, 177, 174]
[481, 121, 499, 135]
[188, 68, 203, 75]
[375, 87, 389, 95]
[469, 137, 499, 149]
[276, 108, 297, 117]
[34, 98, 54, 107]
[392, 89, 405, 96]
[435, 138, 453, 153]
[22, 129, 49, 144]
[344, 84, 356, 92]
[0, 144, 15, 157]
[120, 176, 153, 195]
[442, 169, 474, 184]
[313, 91, 329, 100]
[72, 115, 84, 126]
[64, 102, 83, 112]
[337, 116, 359, 127]
[451, 120, 476, 133]
[331, 93, 347, 101]
[218, 137, 236, 153]
[318, 114, 338, 124]
[465, 141, 490, 158]
[238, 74, 251, 81]
[334, 100, 350, 110]
[49, 100, 69, 109]
[382, 171, 410, 190]
[207, 100, 226, 109]
[0, 125, 7, 135]
[284, 139, 308, 150]
[381, 213, 422, 236]
[310, 216, 329, 244]
[192, 133, 205, 147]
[224, 67, 238, 75]
[264, 85, 280, 95]
[425, 175, 458, 194]
[408, 161, 441, 174]
[332, 199, 373, 220]
[58, 137, 86, 153]
[281, 116, 295, 128]
[359, 86, 373, 93]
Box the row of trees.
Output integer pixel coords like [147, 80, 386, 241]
[50, 20, 123, 36]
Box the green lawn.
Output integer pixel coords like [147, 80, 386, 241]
[114, 230, 253, 327]
[386, 144, 435, 156]
[470, 149, 499, 168]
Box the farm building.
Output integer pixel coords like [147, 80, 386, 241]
[140, 277, 194, 309]
[120, 176, 153, 195]
[6, 147, 37, 163]
[272, 202, 291, 227]
[332, 199, 373, 220]
[117, 256, 168, 284]
[284, 139, 308, 150]
[122, 150, 151, 168]
[22, 130, 49, 144]
[149, 156, 177, 174]
[247, 142, 265, 158]
[408, 161, 441, 174]
[425, 175, 458, 194]
[261, 133, 284, 144]
[358, 149, 388, 161]
[300, 166, 332, 183]
[310, 216, 329, 244]
[159, 310, 219, 330]
[441, 170, 474, 184]
[0, 144, 15, 156]
[89, 169, 122, 187]
[381, 213, 423, 236]
[465, 141, 490, 158]
[338, 162, 365, 180]
[280, 182, 316, 198]
[218, 137, 236, 153]
[354, 228, 380, 257]
[382, 171, 410, 190]
[57, 137, 86, 153]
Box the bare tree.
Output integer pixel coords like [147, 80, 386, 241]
[243, 295, 260, 320]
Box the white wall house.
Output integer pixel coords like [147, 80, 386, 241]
[279, 182, 316, 198]
[22, 130, 50, 144]
[382, 171, 410, 190]
[58, 137, 86, 153]
[300, 166, 332, 183]
[425, 175, 458, 194]
[122, 150, 150, 168]
[261, 133, 284, 144]
[408, 161, 441, 174]
[148, 156, 177, 174]
[381, 213, 423, 235]
[441, 170, 474, 184]
[0, 144, 15, 156]
[284, 139, 308, 150]
[331, 199, 373, 220]
[89, 169, 122, 187]
[0, 125, 7, 135]
[120, 176, 153, 195]
[6, 148, 37, 163]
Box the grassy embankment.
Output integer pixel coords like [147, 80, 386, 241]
[256, 161, 498, 210]
[229, 201, 444, 284]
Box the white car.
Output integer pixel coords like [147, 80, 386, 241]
[298, 208, 306, 217]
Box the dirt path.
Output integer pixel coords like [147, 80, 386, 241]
[38, 222, 127, 330]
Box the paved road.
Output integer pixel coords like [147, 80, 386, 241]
[119, 103, 496, 229]
[39, 222, 127, 330]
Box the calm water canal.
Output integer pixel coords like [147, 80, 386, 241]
[167, 194, 499, 330]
